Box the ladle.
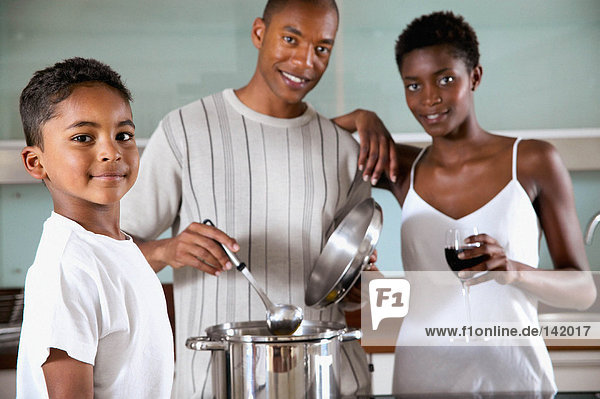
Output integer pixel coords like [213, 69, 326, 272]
[203, 220, 303, 335]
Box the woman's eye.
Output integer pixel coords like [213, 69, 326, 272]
[440, 76, 454, 85]
[72, 135, 92, 143]
[406, 83, 419, 92]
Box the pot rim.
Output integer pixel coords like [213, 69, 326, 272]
[202, 320, 351, 343]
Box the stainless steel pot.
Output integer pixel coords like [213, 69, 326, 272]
[186, 320, 361, 399]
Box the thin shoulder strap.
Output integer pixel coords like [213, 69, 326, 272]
[512, 137, 522, 181]
[410, 147, 428, 188]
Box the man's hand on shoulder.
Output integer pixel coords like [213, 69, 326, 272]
[332, 109, 399, 185]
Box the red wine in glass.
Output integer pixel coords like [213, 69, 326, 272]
[444, 227, 486, 338]
[445, 246, 489, 274]
[445, 228, 487, 278]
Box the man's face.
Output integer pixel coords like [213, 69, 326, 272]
[254, 2, 338, 107]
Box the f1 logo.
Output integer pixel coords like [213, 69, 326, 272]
[369, 279, 410, 330]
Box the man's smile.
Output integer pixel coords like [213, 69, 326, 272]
[280, 70, 310, 86]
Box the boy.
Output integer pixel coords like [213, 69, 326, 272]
[16, 57, 174, 398]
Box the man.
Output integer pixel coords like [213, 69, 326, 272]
[121, 0, 393, 396]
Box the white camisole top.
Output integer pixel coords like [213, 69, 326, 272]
[392, 138, 557, 394]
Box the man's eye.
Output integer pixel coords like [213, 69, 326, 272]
[283, 36, 295, 44]
[316, 46, 330, 55]
[440, 76, 454, 85]
[72, 135, 92, 143]
[116, 132, 134, 141]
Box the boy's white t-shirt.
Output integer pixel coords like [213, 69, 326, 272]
[16, 212, 174, 398]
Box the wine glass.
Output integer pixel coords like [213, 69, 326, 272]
[445, 227, 488, 342]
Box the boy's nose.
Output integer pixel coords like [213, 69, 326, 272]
[98, 140, 122, 162]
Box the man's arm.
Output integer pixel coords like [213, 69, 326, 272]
[131, 222, 239, 276]
[332, 109, 398, 185]
[42, 348, 93, 399]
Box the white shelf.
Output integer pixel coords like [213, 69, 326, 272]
[2, 129, 599, 184]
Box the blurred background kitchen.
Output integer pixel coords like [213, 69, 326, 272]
[1, 0, 599, 397]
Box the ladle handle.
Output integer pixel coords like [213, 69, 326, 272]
[238, 267, 275, 309]
[202, 219, 275, 309]
[202, 219, 245, 271]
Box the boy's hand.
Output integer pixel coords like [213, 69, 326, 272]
[332, 109, 399, 185]
[136, 223, 239, 276]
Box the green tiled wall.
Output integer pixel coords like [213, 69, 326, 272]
[1, 0, 599, 286]
[2, 174, 599, 287]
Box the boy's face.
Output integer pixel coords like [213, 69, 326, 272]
[400, 44, 481, 138]
[253, 2, 338, 107]
[28, 83, 138, 210]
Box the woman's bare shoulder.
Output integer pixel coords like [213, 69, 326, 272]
[517, 138, 569, 199]
[517, 138, 563, 171]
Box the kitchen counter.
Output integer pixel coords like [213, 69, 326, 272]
[356, 393, 600, 399]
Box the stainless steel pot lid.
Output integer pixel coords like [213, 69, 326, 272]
[204, 320, 348, 343]
[304, 198, 383, 308]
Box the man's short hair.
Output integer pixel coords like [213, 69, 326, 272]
[262, 0, 339, 25]
[19, 57, 132, 148]
[395, 11, 480, 73]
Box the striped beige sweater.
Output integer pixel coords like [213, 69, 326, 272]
[121, 89, 371, 398]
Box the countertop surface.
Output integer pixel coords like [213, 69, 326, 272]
[356, 393, 600, 399]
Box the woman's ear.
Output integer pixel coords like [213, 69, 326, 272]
[21, 146, 47, 180]
[471, 64, 483, 91]
[251, 17, 266, 49]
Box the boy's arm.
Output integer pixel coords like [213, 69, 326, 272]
[332, 109, 398, 185]
[42, 348, 93, 399]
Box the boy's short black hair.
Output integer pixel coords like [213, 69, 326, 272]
[395, 11, 480, 74]
[19, 57, 132, 148]
[262, 0, 338, 25]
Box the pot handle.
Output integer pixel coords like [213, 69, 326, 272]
[339, 328, 362, 342]
[186, 336, 227, 351]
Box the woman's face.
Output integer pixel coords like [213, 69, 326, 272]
[400, 44, 481, 138]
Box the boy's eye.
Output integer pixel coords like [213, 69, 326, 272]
[439, 76, 454, 85]
[72, 134, 92, 143]
[283, 36, 295, 44]
[116, 132, 134, 141]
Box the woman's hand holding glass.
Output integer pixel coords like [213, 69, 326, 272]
[445, 228, 488, 281]
[456, 233, 520, 286]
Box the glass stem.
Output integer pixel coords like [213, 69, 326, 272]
[461, 281, 472, 342]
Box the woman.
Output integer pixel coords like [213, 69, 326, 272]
[381, 11, 596, 394]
